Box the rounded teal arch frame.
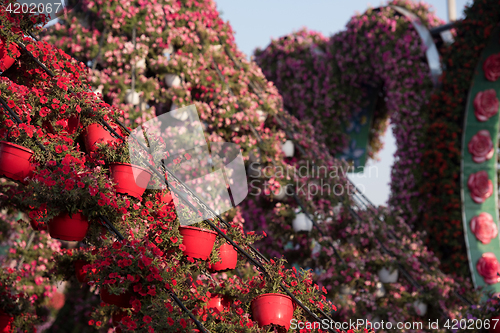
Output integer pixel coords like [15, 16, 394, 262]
[461, 24, 500, 291]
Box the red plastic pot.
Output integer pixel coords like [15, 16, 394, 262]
[74, 260, 90, 283]
[251, 293, 294, 329]
[209, 243, 237, 272]
[48, 213, 89, 241]
[100, 287, 133, 308]
[178, 226, 217, 260]
[207, 294, 231, 313]
[0, 141, 35, 184]
[112, 310, 127, 333]
[0, 38, 18, 72]
[109, 163, 152, 199]
[0, 310, 13, 333]
[82, 123, 122, 153]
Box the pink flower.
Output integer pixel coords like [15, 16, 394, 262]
[467, 171, 493, 203]
[483, 53, 500, 81]
[474, 89, 499, 122]
[468, 130, 494, 163]
[470, 212, 498, 244]
[477, 253, 500, 284]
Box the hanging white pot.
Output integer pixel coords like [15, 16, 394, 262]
[293, 213, 313, 232]
[93, 87, 102, 96]
[339, 285, 354, 295]
[375, 282, 385, 298]
[377, 267, 398, 283]
[163, 45, 174, 58]
[165, 74, 181, 87]
[169, 103, 189, 121]
[413, 300, 427, 316]
[210, 44, 222, 52]
[255, 109, 267, 123]
[124, 89, 140, 105]
[281, 140, 295, 157]
[273, 185, 288, 200]
[136, 57, 146, 70]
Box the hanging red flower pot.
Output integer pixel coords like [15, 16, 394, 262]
[29, 218, 47, 231]
[0, 309, 13, 333]
[74, 260, 90, 283]
[0, 141, 35, 184]
[251, 293, 294, 329]
[100, 287, 133, 308]
[0, 38, 19, 72]
[48, 213, 89, 241]
[207, 294, 231, 313]
[209, 243, 237, 272]
[112, 311, 127, 333]
[82, 123, 122, 153]
[109, 163, 152, 199]
[178, 226, 217, 260]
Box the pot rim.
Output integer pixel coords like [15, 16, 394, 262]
[109, 162, 153, 175]
[0, 141, 34, 154]
[251, 293, 292, 303]
[179, 225, 218, 235]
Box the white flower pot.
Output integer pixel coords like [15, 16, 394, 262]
[169, 103, 189, 121]
[124, 89, 140, 105]
[255, 109, 267, 123]
[136, 57, 146, 70]
[378, 267, 398, 283]
[93, 87, 102, 96]
[340, 285, 354, 295]
[281, 140, 295, 157]
[165, 74, 181, 87]
[293, 213, 313, 232]
[273, 185, 289, 200]
[311, 240, 321, 256]
[413, 300, 427, 316]
[163, 45, 174, 57]
[210, 44, 222, 52]
[375, 282, 385, 298]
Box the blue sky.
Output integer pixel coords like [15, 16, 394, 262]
[215, 0, 471, 206]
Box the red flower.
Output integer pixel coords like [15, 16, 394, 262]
[468, 130, 494, 163]
[467, 171, 493, 203]
[167, 317, 174, 326]
[483, 53, 500, 81]
[180, 319, 187, 329]
[470, 212, 498, 244]
[170, 236, 178, 243]
[474, 89, 499, 122]
[143, 316, 152, 324]
[64, 179, 75, 191]
[477, 252, 500, 284]
[89, 187, 98, 196]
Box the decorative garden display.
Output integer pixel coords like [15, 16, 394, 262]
[0, 0, 499, 331]
[109, 162, 152, 199]
[47, 213, 89, 242]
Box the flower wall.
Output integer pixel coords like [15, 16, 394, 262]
[0, 0, 497, 331]
[254, 0, 445, 228]
[35, 0, 500, 331]
[419, 0, 500, 277]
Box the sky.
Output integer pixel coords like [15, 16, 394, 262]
[215, 0, 471, 206]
